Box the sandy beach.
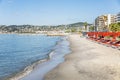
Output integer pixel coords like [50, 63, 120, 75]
[44, 34, 120, 80]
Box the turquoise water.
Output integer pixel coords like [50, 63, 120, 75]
[0, 34, 61, 80]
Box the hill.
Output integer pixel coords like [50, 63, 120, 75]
[0, 22, 93, 33]
[68, 22, 92, 27]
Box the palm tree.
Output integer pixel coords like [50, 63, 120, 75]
[84, 22, 88, 32]
[102, 15, 108, 31]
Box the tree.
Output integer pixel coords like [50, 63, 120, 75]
[84, 22, 88, 31]
[109, 23, 120, 32]
[102, 15, 108, 31]
[71, 28, 77, 32]
[89, 26, 94, 31]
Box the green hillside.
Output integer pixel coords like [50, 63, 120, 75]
[68, 22, 92, 27]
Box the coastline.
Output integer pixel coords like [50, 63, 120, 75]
[44, 34, 120, 80]
[0, 31, 69, 36]
[10, 36, 70, 80]
[0, 34, 69, 80]
[8, 58, 48, 80]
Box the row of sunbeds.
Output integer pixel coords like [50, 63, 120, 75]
[87, 32, 120, 49]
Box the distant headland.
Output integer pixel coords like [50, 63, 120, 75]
[0, 22, 92, 34]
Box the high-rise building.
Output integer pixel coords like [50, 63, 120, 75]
[95, 14, 116, 31]
[117, 12, 120, 23]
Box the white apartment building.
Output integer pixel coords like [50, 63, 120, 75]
[117, 12, 120, 23]
[95, 14, 116, 31]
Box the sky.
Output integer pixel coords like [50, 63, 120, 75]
[0, 0, 120, 25]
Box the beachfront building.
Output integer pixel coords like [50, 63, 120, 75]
[95, 14, 116, 31]
[117, 12, 120, 23]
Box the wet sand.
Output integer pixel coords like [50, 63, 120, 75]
[44, 34, 120, 80]
[19, 37, 70, 80]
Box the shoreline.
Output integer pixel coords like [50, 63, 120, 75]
[44, 34, 120, 80]
[0, 31, 70, 36]
[8, 58, 48, 80]
[13, 36, 70, 80]
[0, 34, 69, 80]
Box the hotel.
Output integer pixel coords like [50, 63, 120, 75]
[117, 12, 120, 23]
[95, 14, 116, 31]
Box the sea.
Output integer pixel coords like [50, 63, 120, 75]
[0, 34, 70, 80]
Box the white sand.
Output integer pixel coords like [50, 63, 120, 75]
[44, 34, 120, 80]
